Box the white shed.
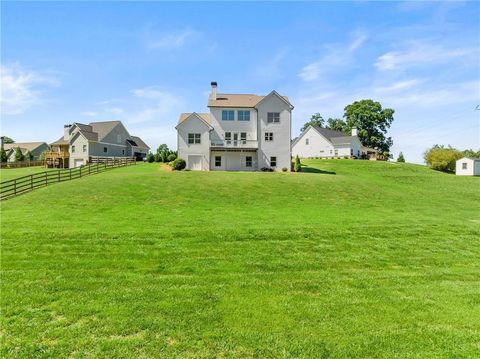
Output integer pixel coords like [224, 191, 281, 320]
[455, 157, 480, 176]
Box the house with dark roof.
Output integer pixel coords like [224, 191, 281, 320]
[46, 121, 150, 168]
[292, 125, 368, 159]
[3, 142, 49, 162]
[176, 82, 293, 171]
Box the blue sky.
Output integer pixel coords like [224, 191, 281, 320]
[1, 1, 479, 163]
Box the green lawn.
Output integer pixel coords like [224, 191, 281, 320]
[1, 160, 479, 358]
[0, 166, 51, 182]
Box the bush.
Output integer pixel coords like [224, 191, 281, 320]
[0, 148, 7, 162]
[26, 150, 34, 161]
[14, 147, 24, 161]
[294, 155, 301, 172]
[154, 153, 162, 162]
[397, 152, 405, 163]
[260, 167, 274, 172]
[167, 153, 177, 162]
[172, 158, 186, 171]
[282, 167, 288, 172]
[146, 153, 155, 163]
[424, 145, 462, 172]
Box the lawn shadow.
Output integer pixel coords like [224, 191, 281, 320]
[302, 166, 336, 175]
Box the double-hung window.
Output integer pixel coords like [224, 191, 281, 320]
[270, 156, 277, 167]
[267, 112, 280, 123]
[71, 145, 76, 153]
[215, 156, 222, 167]
[103, 147, 108, 153]
[188, 133, 201, 144]
[238, 110, 250, 121]
[246, 156, 252, 167]
[83, 145, 87, 153]
[305, 138, 309, 145]
[222, 110, 235, 121]
[462, 163, 468, 170]
[265, 132, 273, 141]
[240, 132, 247, 144]
[225, 132, 232, 145]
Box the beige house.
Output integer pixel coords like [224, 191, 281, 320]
[47, 121, 149, 168]
[3, 142, 49, 162]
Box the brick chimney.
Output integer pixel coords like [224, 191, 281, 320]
[210, 81, 217, 100]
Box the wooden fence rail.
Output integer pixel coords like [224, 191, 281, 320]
[0, 157, 136, 200]
[0, 160, 45, 169]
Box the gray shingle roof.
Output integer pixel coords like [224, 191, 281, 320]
[130, 136, 150, 150]
[89, 121, 121, 142]
[314, 127, 357, 145]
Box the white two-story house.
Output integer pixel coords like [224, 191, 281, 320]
[176, 82, 293, 171]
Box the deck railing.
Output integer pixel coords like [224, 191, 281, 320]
[0, 157, 136, 200]
[211, 140, 258, 149]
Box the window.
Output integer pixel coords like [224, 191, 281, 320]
[305, 138, 309, 145]
[462, 162, 468, 170]
[267, 112, 280, 123]
[122, 149, 125, 155]
[238, 110, 250, 121]
[270, 156, 277, 167]
[215, 156, 222, 167]
[225, 132, 232, 140]
[246, 156, 252, 167]
[71, 145, 75, 153]
[188, 133, 201, 144]
[240, 132, 247, 142]
[334, 149, 338, 156]
[265, 132, 273, 141]
[103, 147, 108, 153]
[83, 145, 87, 153]
[350, 149, 353, 156]
[222, 110, 235, 121]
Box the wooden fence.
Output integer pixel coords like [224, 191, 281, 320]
[0, 160, 45, 169]
[0, 157, 136, 200]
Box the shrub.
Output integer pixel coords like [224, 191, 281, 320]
[26, 150, 34, 161]
[397, 152, 405, 163]
[172, 158, 186, 171]
[294, 155, 301, 172]
[424, 145, 462, 172]
[146, 153, 155, 163]
[167, 153, 177, 162]
[282, 167, 288, 172]
[0, 148, 7, 162]
[14, 147, 24, 161]
[260, 167, 274, 172]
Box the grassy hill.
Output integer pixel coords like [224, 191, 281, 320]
[1, 160, 479, 358]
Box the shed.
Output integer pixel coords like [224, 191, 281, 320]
[455, 157, 480, 176]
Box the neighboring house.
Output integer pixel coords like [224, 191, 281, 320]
[3, 142, 49, 162]
[292, 126, 364, 159]
[46, 121, 150, 168]
[455, 157, 480, 176]
[176, 82, 293, 171]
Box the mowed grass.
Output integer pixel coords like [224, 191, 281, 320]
[0, 166, 52, 182]
[1, 160, 479, 358]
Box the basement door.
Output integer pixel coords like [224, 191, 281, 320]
[188, 155, 203, 171]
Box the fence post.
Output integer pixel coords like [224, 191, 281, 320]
[45, 171, 48, 186]
[89, 165, 91, 175]
[58, 170, 60, 182]
[80, 166, 82, 178]
[70, 168, 72, 180]
[31, 174, 33, 190]
[14, 179, 16, 196]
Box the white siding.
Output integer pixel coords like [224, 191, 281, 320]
[209, 108, 257, 143]
[210, 151, 257, 171]
[257, 95, 292, 171]
[292, 127, 334, 158]
[177, 116, 211, 171]
[456, 158, 480, 176]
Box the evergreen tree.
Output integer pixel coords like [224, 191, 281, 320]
[14, 147, 24, 161]
[294, 155, 302, 172]
[397, 152, 405, 163]
[26, 150, 34, 161]
[0, 148, 7, 163]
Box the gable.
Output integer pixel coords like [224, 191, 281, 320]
[176, 113, 213, 130]
[255, 90, 293, 110]
[94, 122, 130, 145]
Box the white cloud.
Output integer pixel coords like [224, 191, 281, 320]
[0, 63, 60, 115]
[145, 27, 197, 50]
[375, 42, 476, 70]
[299, 31, 367, 81]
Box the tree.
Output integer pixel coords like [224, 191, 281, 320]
[463, 149, 480, 158]
[156, 144, 170, 163]
[2, 137, 14, 144]
[26, 151, 34, 161]
[300, 113, 325, 132]
[424, 145, 462, 172]
[14, 147, 24, 161]
[397, 152, 405, 163]
[326, 118, 347, 132]
[343, 99, 394, 157]
[0, 148, 7, 162]
[39, 150, 48, 160]
[294, 155, 302, 172]
[146, 153, 155, 163]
